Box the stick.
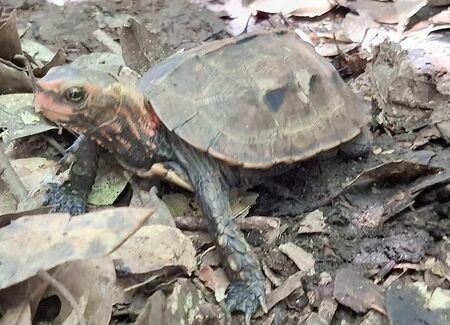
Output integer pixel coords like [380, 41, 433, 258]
[0, 141, 28, 202]
[175, 215, 281, 232]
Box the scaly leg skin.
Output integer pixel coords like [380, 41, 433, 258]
[45, 135, 99, 215]
[173, 143, 267, 323]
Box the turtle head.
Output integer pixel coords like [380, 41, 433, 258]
[35, 66, 162, 169]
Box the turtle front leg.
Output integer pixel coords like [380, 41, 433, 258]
[175, 148, 266, 322]
[46, 135, 99, 215]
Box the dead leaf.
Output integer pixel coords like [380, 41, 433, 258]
[314, 41, 359, 57]
[197, 264, 229, 303]
[0, 61, 32, 95]
[345, 160, 442, 188]
[87, 156, 129, 206]
[11, 157, 57, 193]
[429, 288, 450, 310]
[412, 126, 441, 149]
[431, 8, 450, 24]
[265, 271, 305, 312]
[46, 258, 116, 325]
[279, 242, 315, 275]
[110, 224, 196, 275]
[334, 268, 385, 314]
[250, 0, 336, 17]
[130, 187, 176, 227]
[120, 18, 171, 75]
[348, 0, 427, 25]
[0, 10, 22, 61]
[0, 94, 57, 141]
[0, 206, 51, 228]
[0, 301, 32, 325]
[318, 298, 338, 324]
[342, 12, 378, 43]
[33, 48, 66, 78]
[135, 279, 208, 325]
[0, 207, 153, 290]
[297, 210, 326, 234]
[192, 0, 252, 36]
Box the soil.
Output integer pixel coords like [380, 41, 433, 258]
[3, 0, 449, 324]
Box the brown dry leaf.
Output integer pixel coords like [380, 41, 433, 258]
[0, 206, 51, 228]
[0, 10, 22, 61]
[197, 264, 229, 302]
[0, 94, 57, 141]
[279, 242, 315, 275]
[0, 207, 153, 290]
[110, 224, 196, 275]
[431, 8, 450, 24]
[412, 126, 442, 149]
[32, 48, 66, 78]
[44, 258, 116, 325]
[297, 209, 326, 234]
[0, 61, 32, 95]
[368, 40, 450, 134]
[130, 187, 176, 227]
[345, 160, 442, 188]
[250, 0, 336, 17]
[342, 11, 378, 43]
[11, 157, 57, 193]
[314, 41, 358, 57]
[334, 268, 386, 314]
[87, 156, 129, 206]
[0, 278, 45, 325]
[120, 18, 171, 75]
[318, 298, 338, 324]
[266, 271, 304, 312]
[348, 0, 427, 25]
[0, 301, 31, 325]
[135, 279, 208, 325]
[0, 157, 56, 216]
[193, 0, 252, 36]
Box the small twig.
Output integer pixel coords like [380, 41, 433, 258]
[37, 269, 88, 325]
[0, 141, 28, 202]
[42, 135, 66, 155]
[175, 215, 281, 232]
[93, 29, 122, 55]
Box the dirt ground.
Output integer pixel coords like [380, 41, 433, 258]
[1, 0, 450, 324]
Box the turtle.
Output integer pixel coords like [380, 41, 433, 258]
[34, 30, 371, 323]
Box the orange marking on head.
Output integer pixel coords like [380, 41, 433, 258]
[145, 101, 161, 128]
[34, 91, 78, 123]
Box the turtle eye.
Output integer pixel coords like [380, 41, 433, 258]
[65, 87, 85, 103]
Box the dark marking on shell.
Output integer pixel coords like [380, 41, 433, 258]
[264, 85, 288, 112]
[309, 74, 320, 90]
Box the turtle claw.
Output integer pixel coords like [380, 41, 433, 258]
[225, 278, 267, 324]
[45, 183, 87, 215]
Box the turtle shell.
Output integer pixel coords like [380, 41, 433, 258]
[139, 31, 370, 168]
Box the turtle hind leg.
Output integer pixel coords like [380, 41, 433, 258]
[173, 142, 266, 322]
[195, 172, 267, 319]
[45, 135, 99, 215]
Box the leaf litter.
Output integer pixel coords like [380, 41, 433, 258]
[0, 0, 449, 324]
